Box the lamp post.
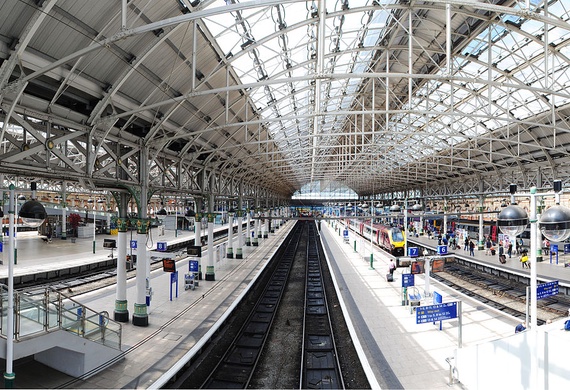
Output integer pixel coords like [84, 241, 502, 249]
[4, 185, 47, 387]
[497, 182, 570, 389]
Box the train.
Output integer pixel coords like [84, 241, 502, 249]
[348, 219, 406, 256]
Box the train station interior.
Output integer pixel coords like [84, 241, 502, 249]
[2, 0, 570, 388]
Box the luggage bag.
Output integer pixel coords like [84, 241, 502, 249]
[499, 254, 506, 264]
[386, 273, 394, 282]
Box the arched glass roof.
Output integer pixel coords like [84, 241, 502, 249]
[1, 0, 570, 202]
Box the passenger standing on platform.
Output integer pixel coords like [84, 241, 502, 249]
[485, 237, 492, 255]
[469, 240, 475, 256]
[520, 251, 529, 269]
[507, 242, 513, 258]
[464, 236, 469, 251]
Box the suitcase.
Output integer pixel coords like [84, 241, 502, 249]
[386, 273, 394, 282]
[499, 254, 506, 264]
[491, 249, 496, 255]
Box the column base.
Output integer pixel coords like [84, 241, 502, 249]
[206, 266, 215, 281]
[4, 372, 15, 389]
[252, 238, 259, 246]
[236, 248, 243, 259]
[263, 233, 268, 238]
[132, 303, 149, 327]
[257, 233, 262, 238]
[114, 299, 129, 322]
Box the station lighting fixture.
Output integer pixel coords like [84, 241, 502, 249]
[389, 204, 401, 212]
[184, 208, 196, 222]
[411, 203, 423, 214]
[156, 206, 168, 221]
[18, 199, 47, 228]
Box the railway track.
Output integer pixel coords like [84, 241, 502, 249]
[168, 221, 367, 389]
[432, 262, 570, 323]
[199, 223, 301, 388]
[301, 223, 344, 388]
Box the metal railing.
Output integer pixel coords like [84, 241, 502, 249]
[0, 285, 121, 350]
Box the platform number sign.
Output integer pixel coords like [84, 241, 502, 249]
[408, 247, 419, 258]
[157, 242, 168, 252]
[437, 245, 448, 255]
[550, 244, 559, 253]
[0, 242, 2, 253]
[130, 240, 137, 249]
[343, 229, 349, 238]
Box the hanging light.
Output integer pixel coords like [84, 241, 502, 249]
[19, 200, 47, 228]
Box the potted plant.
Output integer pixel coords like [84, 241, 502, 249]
[68, 213, 81, 243]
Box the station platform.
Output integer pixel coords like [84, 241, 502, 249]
[3, 220, 568, 389]
[320, 221, 526, 389]
[0, 222, 291, 389]
[407, 233, 570, 290]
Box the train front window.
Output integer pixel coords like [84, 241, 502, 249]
[392, 230, 404, 241]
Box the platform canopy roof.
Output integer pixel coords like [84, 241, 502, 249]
[1, 0, 570, 202]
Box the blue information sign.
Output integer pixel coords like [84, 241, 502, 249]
[433, 291, 442, 304]
[537, 281, 559, 300]
[402, 273, 415, 287]
[343, 229, 349, 238]
[130, 240, 137, 249]
[189, 260, 199, 273]
[564, 244, 570, 254]
[550, 244, 558, 253]
[170, 271, 178, 284]
[0, 242, 2, 253]
[157, 242, 168, 251]
[408, 247, 419, 258]
[416, 302, 458, 324]
[437, 245, 448, 255]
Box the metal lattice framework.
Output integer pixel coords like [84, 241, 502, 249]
[1, 0, 570, 203]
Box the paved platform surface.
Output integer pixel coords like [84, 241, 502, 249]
[0, 223, 292, 389]
[321, 221, 524, 389]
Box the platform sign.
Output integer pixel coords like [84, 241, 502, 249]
[162, 258, 176, 272]
[431, 258, 445, 273]
[0, 242, 2, 253]
[550, 244, 559, 253]
[343, 229, 349, 238]
[564, 244, 570, 254]
[189, 260, 199, 273]
[408, 247, 419, 258]
[411, 260, 425, 274]
[437, 245, 448, 255]
[130, 240, 137, 249]
[416, 302, 458, 324]
[402, 273, 415, 287]
[537, 281, 559, 300]
[157, 242, 168, 251]
[433, 291, 443, 304]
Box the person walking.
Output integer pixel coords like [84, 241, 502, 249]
[507, 242, 513, 258]
[469, 239, 475, 256]
[389, 259, 396, 275]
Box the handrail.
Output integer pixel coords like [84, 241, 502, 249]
[0, 285, 121, 350]
[445, 356, 459, 386]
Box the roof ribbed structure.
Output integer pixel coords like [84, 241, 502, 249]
[1, 0, 570, 201]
